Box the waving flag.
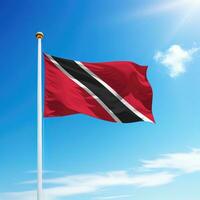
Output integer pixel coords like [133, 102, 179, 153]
[44, 54, 154, 123]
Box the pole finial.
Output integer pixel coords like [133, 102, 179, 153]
[36, 32, 44, 39]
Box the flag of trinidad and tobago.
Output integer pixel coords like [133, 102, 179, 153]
[44, 54, 155, 123]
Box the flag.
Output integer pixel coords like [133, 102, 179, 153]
[44, 54, 155, 123]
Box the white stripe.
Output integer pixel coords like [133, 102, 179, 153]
[75, 61, 153, 123]
[45, 54, 121, 122]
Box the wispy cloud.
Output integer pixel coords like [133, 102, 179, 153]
[136, 0, 199, 16]
[142, 149, 200, 173]
[26, 170, 57, 174]
[154, 44, 199, 77]
[2, 149, 200, 200]
[94, 194, 132, 199]
[118, 0, 200, 42]
[23, 170, 175, 187]
[1, 171, 175, 200]
[132, 0, 200, 17]
[1, 191, 36, 200]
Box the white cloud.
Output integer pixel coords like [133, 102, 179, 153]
[21, 170, 174, 187]
[130, 0, 200, 18]
[116, 0, 200, 24]
[0, 191, 36, 200]
[2, 149, 200, 200]
[154, 44, 199, 77]
[142, 149, 200, 173]
[0, 171, 175, 200]
[26, 170, 56, 174]
[134, 0, 190, 17]
[94, 194, 132, 199]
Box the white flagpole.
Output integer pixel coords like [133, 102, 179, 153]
[36, 32, 44, 200]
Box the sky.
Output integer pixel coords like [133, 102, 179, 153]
[0, 0, 200, 199]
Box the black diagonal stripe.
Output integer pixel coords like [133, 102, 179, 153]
[52, 56, 142, 123]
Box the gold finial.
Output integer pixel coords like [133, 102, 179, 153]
[36, 32, 44, 39]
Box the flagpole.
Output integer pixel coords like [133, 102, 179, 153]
[36, 32, 44, 200]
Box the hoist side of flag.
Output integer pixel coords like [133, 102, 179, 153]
[44, 54, 155, 123]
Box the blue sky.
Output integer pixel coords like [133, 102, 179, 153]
[0, 0, 200, 199]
